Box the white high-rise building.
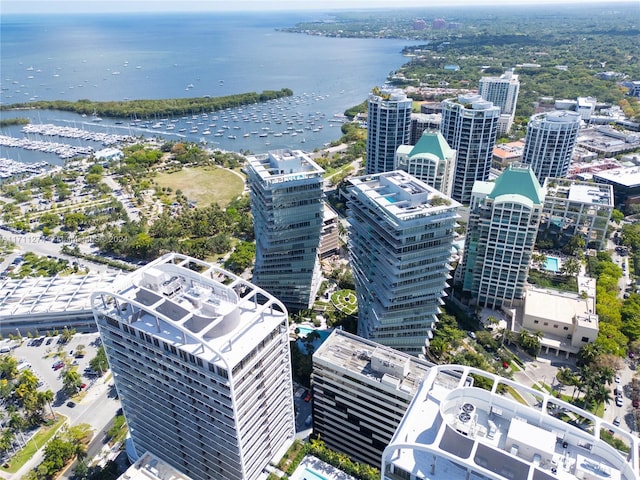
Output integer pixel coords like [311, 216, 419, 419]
[459, 164, 544, 309]
[91, 253, 295, 480]
[441, 94, 500, 205]
[346, 170, 460, 356]
[366, 87, 413, 175]
[478, 69, 520, 134]
[246, 149, 325, 311]
[522, 110, 581, 184]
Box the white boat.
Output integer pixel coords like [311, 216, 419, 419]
[227, 135, 236, 139]
[202, 130, 211, 135]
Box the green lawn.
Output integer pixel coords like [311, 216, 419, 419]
[155, 166, 244, 207]
[331, 289, 358, 315]
[1, 415, 67, 473]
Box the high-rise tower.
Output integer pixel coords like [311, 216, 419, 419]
[440, 94, 500, 204]
[91, 253, 295, 480]
[522, 110, 581, 184]
[459, 164, 544, 308]
[395, 130, 456, 197]
[346, 170, 460, 356]
[478, 69, 520, 134]
[366, 87, 412, 175]
[246, 149, 324, 311]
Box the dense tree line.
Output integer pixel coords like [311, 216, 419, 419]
[93, 196, 253, 262]
[1, 89, 294, 119]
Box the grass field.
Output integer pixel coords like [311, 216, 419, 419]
[155, 166, 244, 207]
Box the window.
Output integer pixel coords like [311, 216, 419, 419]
[581, 336, 589, 343]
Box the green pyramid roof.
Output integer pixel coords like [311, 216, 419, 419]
[409, 131, 453, 160]
[489, 164, 544, 204]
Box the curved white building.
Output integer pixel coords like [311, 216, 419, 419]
[441, 94, 500, 204]
[366, 87, 413, 175]
[91, 253, 295, 480]
[382, 365, 639, 480]
[522, 111, 581, 183]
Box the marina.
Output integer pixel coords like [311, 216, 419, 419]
[0, 157, 49, 179]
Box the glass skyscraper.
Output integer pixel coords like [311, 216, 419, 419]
[346, 170, 459, 356]
[246, 149, 325, 311]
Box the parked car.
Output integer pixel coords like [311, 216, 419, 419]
[304, 391, 312, 402]
[633, 398, 639, 408]
[616, 396, 623, 407]
[613, 416, 621, 426]
[615, 374, 621, 383]
[66, 401, 76, 408]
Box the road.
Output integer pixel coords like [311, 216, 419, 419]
[0, 229, 123, 275]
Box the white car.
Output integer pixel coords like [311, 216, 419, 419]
[615, 374, 621, 383]
[616, 396, 623, 407]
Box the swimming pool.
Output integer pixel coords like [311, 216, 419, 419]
[297, 326, 330, 339]
[300, 468, 330, 480]
[543, 256, 560, 272]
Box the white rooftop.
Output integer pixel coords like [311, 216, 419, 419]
[246, 149, 324, 183]
[524, 277, 596, 326]
[91, 253, 288, 371]
[594, 166, 640, 188]
[0, 272, 124, 318]
[119, 451, 191, 480]
[349, 170, 460, 223]
[384, 365, 638, 480]
[566, 184, 613, 206]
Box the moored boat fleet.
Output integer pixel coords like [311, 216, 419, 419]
[22, 124, 133, 146]
[0, 135, 95, 159]
[0, 158, 49, 179]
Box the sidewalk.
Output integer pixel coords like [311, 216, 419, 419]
[0, 376, 117, 480]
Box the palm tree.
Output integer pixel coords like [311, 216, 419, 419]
[592, 384, 613, 412]
[40, 390, 55, 419]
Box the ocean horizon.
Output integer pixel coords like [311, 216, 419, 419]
[0, 11, 419, 163]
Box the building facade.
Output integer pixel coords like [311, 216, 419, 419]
[319, 203, 340, 259]
[246, 149, 325, 311]
[522, 276, 599, 357]
[91, 253, 295, 480]
[366, 87, 413, 175]
[440, 94, 500, 204]
[460, 164, 544, 309]
[409, 113, 442, 145]
[478, 69, 520, 134]
[539, 177, 614, 250]
[395, 130, 456, 197]
[346, 170, 460, 356]
[521, 110, 581, 183]
[312, 330, 432, 467]
[382, 365, 639, 480]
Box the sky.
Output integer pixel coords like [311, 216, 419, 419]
[1, 0, 634, 14]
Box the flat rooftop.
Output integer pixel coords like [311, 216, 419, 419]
[385, 365, 638, 480]
[0, 272, 124, 319]
[348, 170, 460, 222]
[246, 149, 324, 183]
[119, 451, 191, 480]
[314, 330, 432, 396]
[91, 253, 288, 370]
[524, 276, 596, 326]
[566, 184, 613, 206]
[594, 166, 640, 188]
